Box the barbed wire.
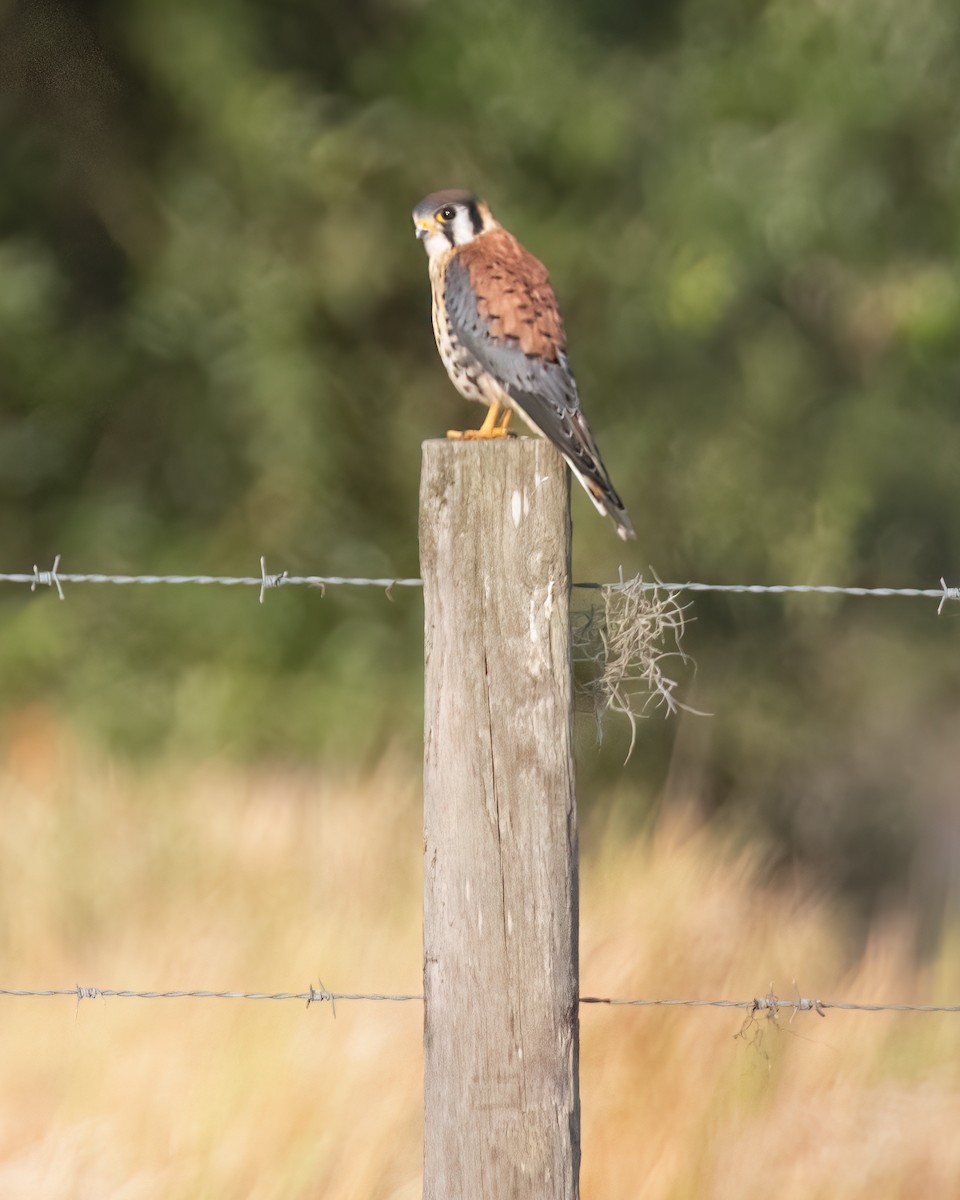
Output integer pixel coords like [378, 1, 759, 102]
[2, 556, 958, 611]
[0, 984, 418, 1016]
[585, 579, 960, 613]
[2, 983, 958, 1017]
[578, 995, 960, 1014]
[0, 556, 423, 603]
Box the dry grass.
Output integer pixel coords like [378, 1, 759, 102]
[573, 577, 696, 758]
[1, 712, 959, 1198]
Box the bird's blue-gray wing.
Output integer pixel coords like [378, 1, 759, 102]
[444, 249, 628, 515]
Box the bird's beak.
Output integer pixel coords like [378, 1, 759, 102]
[415, 219, 433, 240]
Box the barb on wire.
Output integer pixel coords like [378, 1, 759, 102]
[259, 556, 288, 604]
[30, 554, 64, 600]
[938, 577, 959, 614]
[2, 561, 957, 610]
[2, 984, 959, 1016]
[306, 979, 337, 1016]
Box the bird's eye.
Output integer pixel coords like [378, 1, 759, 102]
[437, 206, 457, 222]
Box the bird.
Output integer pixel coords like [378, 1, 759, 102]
[412, 189, 636, 541]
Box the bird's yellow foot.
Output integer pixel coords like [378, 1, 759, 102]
[446, 403, 512, 440]
[446, 427, 511, 440]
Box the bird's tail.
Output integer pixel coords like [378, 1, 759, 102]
[564, 413, 636, 542]
[507, 394, 636, 540]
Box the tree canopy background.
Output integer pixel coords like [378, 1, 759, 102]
[1, 0, 958, 927]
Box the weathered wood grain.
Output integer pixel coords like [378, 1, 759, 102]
[420, 438, 579, 1200]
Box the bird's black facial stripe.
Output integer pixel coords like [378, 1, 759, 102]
[467, 200, 483, 235]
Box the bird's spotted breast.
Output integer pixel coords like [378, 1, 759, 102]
[429, 251, 500, 405]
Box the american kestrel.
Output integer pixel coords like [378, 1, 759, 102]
[413, 189, 635, 541]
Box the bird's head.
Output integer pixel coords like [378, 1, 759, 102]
[412, 189, 497, 259]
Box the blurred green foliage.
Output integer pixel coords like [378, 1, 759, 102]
[2, 0, 959, 919]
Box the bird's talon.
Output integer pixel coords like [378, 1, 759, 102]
[448, 428, 511, 441]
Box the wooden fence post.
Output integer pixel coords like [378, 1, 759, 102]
[420, 438, 580, 1200]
